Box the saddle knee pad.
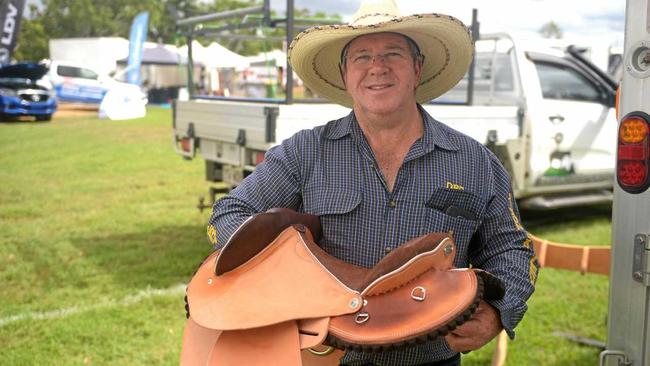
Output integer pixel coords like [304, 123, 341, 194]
[325, 268, 492, 352]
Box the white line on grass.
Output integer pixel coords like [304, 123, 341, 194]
[0, 283, 187, 328]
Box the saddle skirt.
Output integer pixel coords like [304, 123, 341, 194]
[181, 209, 505, 365]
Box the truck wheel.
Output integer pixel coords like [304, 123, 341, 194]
[36, 114, 52, 122]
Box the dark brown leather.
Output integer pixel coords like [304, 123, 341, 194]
[215, 208, 321, 275]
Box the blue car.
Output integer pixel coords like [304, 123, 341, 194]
[0, 62, 57, 121]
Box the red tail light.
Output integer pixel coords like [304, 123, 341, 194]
[181, 137, 191, 152]
[254, 151, 265, 165]
[617, 112, 650, 193]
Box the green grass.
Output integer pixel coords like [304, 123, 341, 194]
[0, 109, 611, 365]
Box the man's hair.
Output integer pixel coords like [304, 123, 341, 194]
[339, 32, 423, 68]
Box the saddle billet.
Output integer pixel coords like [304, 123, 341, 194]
[181, 209, 505, 365]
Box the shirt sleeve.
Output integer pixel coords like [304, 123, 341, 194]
[207, 133, 305, 249]
[470, 154, 539, 339]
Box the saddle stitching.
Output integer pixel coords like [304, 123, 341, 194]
[362, 237, 452, 297]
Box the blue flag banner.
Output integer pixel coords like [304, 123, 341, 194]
[127, 11, 149, 85]
[0, 0, 26, 65]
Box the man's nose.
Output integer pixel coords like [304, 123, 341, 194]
[372, 54, 388, 64]
[368, 55, 389, 74]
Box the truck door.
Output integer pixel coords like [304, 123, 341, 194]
[526, 53, 617, 189]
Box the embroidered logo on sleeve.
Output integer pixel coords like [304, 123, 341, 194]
[446, 181, 465, 190]
[523, 233, 539, 284]
[207, 225, 218, 245]
[507, 193, 523, 231]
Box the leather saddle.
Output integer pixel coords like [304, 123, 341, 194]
[180, 208, 505, 366]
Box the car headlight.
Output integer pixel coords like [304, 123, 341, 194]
[0, 88, 16, 97]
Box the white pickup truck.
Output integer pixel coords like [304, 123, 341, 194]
[173, 30, 618, 210]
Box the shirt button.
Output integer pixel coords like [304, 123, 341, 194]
[388, 200, 397, 208]
[385, 247, 392, 253]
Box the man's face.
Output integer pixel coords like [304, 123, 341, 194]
[341, 32, 422, 116]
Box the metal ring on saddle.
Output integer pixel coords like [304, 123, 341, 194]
[355, 312, 370, 324]
[307, 346, 336, 356]
[411, 286, 426, 301]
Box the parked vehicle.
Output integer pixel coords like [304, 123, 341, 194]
[172, 4, 618, 210]
[600, 0, 650, 364]
[48, 60, 145, 105]
[0, 62, 57, 121]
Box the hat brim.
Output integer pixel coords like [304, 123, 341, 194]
[288, 14, 474, 108]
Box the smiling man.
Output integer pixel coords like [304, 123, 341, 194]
[208, 0, 537, 365]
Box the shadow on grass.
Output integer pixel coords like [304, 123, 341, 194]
[69, 224, 213, 291]
[520, 203, 612, 230]
[0, 117, 50, 124]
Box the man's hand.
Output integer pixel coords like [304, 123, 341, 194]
[445, 300, 503, 353]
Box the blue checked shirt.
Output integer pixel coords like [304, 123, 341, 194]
[209, 106, 538, 366]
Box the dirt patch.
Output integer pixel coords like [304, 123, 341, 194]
[56, 103, 99, 117]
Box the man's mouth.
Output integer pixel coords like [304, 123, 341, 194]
[367, 83, 393, 90]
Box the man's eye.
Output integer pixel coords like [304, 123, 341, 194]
[354, 55, 372, 63]
[386, 52, 404, 60]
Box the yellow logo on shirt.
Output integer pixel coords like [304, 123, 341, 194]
[207, 225, 218, 245]
[507, 193, 523, 231]
[446, 181, 464, 190]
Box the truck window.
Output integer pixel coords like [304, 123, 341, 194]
[56, 65, 99, 80]
[438, 51, 519, 105]
[534, 62, 602, 103]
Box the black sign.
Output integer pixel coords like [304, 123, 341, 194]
[0, 0, 25, 65]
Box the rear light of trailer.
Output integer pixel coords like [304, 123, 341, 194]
[254, 151, 265, 165]
[181, 137, 192, 153]
[250, 150, 265, 166]
[617, 112, 650, 193]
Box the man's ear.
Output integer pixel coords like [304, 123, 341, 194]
[339, 63, 347, 88]
[414, 57, 423, 89]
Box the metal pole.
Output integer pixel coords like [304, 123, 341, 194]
[187, 32, 195, 98]
[176, 6, 264, 26]
[466, 8, 479, 106]
[285, 0, 294, 104]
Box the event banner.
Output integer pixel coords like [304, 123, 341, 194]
[127, 11, 149, 85]
[0, 0, 25, 65]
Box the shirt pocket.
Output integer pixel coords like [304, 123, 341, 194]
[302, 186, 362, 247]
[424, 188, 485, 266]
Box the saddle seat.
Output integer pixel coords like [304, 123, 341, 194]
[181, 209, 504, 365]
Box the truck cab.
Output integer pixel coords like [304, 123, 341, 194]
[173, 28, 618, 210]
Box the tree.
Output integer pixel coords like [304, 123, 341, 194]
[539, 21, 563, 39]
[14, 0, 207, 61]
[13, 0, 342, 61]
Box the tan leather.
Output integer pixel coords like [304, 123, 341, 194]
[297, 318, 331, 349]
[328, 268, 478, 346]
[362, 236, 455, 296]
[209, 321, 302, 366]
[532, 236, 610, 275]
[180, 316, 221, 366]
[187, 226, 362, 330]
[182, 209, 505, 362]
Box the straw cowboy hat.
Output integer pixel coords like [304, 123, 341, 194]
[288, 0, 473, 108]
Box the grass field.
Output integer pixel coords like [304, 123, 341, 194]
[0, 108, 611, 365]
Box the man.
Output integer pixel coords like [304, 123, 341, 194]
[208, 1, 537, 365]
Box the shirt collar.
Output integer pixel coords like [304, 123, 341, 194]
[324, 111, 356, 140]
[419, 104, 460, 152]
[324, 105, 460, 152]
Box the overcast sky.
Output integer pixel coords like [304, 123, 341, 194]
[273, 0, 626, 47]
